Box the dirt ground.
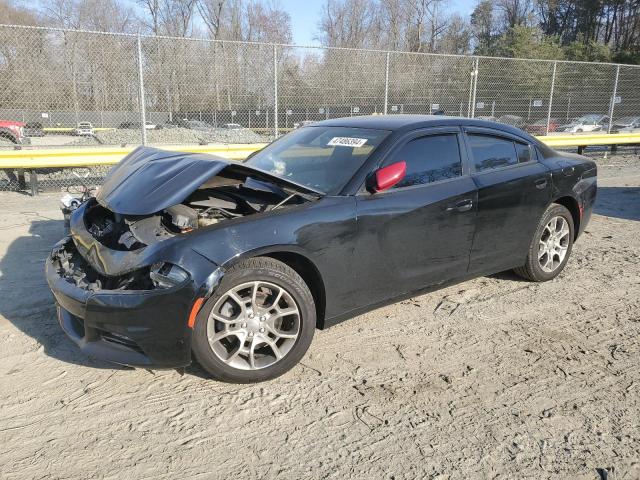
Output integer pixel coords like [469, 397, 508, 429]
[0, 153, 639, 479]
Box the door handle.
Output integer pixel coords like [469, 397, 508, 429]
[446, 199, 473, 212]
[535, 178, 548, 189]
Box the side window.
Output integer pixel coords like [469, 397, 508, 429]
[468, 134, 518, 172]
[388, 134, 462, 189]
[515, 142, 532, 163]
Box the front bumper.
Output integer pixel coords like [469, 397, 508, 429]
[45, 238, 202, 368]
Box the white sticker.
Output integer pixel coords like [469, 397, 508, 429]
[327, 137, 368, 148]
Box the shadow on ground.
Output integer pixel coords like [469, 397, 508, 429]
[0, 219, 127, 370]
[594, 186, 640, 222]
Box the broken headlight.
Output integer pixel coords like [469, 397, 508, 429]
[150, 263, 189, 288]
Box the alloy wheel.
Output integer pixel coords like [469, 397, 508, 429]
[206, 281, 301, 370]
[538, 216, 570, 273]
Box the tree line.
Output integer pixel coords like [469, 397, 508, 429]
[2, 0, 639, 63]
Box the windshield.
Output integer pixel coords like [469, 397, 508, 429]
[246, 126, 390, 194]
[575, 114, 603, 123]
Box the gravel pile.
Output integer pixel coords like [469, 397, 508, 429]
[71, 127, 269, 146]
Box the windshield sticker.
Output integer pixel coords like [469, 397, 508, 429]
[327, 137, 368, 148]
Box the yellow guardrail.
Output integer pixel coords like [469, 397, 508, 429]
[0, 133, 638, 170]
[535, 132, 640, 148]
[0, 144, 268, 169]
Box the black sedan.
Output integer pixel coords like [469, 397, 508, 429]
[46, 115, 597, 383]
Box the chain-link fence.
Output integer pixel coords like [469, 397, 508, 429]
[1, 23, 640, 192]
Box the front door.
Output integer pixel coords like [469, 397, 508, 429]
[353, 128, 478, 308]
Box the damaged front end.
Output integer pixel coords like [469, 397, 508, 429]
[46, 146, 320, 368]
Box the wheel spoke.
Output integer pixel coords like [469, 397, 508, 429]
[538, 241, 547, 258]
[210, 312, 237, 324]
[262, 335, 283, 360]
[273, 307, 298, 318]
[209, 330, 235, 343]
[249, 337, 258, 369]
[270, 289, 283, 309]
[266, 322, 299, 339]
[224, 343, 244, 365]
[250, 282, 259, 309]
[228, 291, 248, 313]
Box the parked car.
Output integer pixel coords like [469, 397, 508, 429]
[525, 118, 559, 135]
[118, 121, 158, 130]
[431, 109, 446, 115]
[221, 123, 243, 130]
[610, 116, 640, 133]
[0, 120, 28, 144]
[560, 114, 609, 133]
[74, 122, 94, 136]
[497, 115, 526, 128]
[24, 121, 45, 137]
[293, 120, 316, 129]
[46, 115, 597, 383]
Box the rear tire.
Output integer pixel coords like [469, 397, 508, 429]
[192, 257, 316, 383]
[514, 203, 574, 282]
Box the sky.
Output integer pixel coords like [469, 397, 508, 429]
[280, 0, 478, 46]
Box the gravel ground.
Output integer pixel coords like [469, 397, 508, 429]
[0, 155, 639, 479]
[71, 127, 270, 146]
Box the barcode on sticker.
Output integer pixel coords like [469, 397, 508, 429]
[327, 137, 368, 148]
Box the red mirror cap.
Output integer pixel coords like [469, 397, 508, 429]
[375, 161, 406, 191]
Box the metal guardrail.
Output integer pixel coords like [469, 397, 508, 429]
[537, 132, 640, 152]
[0, 144, 268, 169]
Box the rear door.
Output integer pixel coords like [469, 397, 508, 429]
[353, 128, 477, 307]
[463, 127, 551, 274]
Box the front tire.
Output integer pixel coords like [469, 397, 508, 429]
[514, 203, 574, 282]
[192, 257, 316, 383]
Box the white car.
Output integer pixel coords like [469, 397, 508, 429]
[561, 114, 609, 133]
[74, 122, 94, 136]
[221, 123, 243, 130]
[293, 120, 316, 129]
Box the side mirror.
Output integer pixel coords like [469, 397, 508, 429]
[367, 161, 406, 193]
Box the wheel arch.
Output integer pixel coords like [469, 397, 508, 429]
[220, 246, 327, 329]
[552, 195, 580, 240]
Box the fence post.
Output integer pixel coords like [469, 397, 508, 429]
[384, 51, 390, 114]
[29, 170, 38, 196]
[136, 34, 148, 146]
[607, 64, 620, 134]
[470, 57, 479, 118]
[273, 44, 279, 137]
[546, 61, 557, 135]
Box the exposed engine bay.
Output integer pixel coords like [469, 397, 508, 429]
[84, 174, 313, 251]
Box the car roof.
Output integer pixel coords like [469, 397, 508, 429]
[312, 114, 534, 139]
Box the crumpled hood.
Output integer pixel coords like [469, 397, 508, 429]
[96, 146, 321, 215]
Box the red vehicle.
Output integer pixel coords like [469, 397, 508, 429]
[0, 120, 27, 144]
[525, 118, 559, 135]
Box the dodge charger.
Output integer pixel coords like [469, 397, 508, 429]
[46, 115, 598, 383]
